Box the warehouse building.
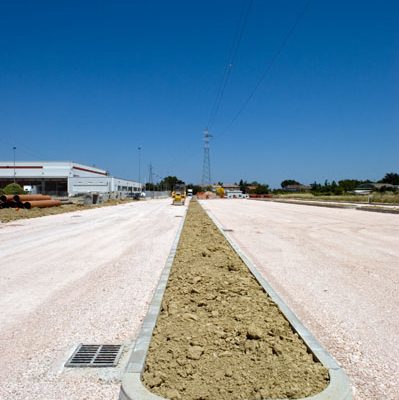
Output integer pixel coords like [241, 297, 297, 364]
[0, 161, 142, 197]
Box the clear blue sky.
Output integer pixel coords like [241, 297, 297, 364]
[1, 0, 398, 187]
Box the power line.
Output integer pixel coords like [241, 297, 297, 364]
[201, 129, 212, 186]
[219, 0, 312, 137]
[206, 0, 253, 131]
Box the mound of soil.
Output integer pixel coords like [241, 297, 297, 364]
[142, 200, 329, 399]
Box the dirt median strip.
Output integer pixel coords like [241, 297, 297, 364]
[141, 200, 329, 400]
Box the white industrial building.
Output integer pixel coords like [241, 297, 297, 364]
[0, 161, 142, 197]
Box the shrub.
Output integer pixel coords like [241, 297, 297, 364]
[3, 183, 25, 195]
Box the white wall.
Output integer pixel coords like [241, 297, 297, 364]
[68, 176, 142, 196]
[0, 161, 142, 196]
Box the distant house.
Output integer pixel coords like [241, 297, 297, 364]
[354, 182, 396, 194]
[222, 183, 240, 191]
[225, 189, 248, 199]
[284, 184, 311, 192]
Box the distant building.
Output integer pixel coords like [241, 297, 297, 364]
[225, 189, 248, 199]
[0, 161, 142, 197]
[222, 183, 240, 191]
[354, 182, 396, 194]
[284, 184, 311, 192]
[246, 185, 257, 192]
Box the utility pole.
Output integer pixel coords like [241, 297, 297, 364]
[138, 146, 142, 192]
[148, 162, 154, 199]
[13, 146, 16, 184]
[201, 129, 212, 187]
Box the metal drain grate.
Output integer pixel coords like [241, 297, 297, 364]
[223, 228, 234, 232]
[65, 344, 123, 367]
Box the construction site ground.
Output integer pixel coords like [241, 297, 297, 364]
[0, 198, 186, 400]
[200, 199, 399, 400]
[1, 197, 398, 400]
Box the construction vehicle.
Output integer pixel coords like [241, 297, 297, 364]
[172, 184, 186, 205]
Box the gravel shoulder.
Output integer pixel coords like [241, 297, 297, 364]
[200, 199, 399, 400]
[0, 198, 186, 400]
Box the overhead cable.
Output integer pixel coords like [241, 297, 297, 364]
[219, 0, 312, 136]
[206, 0, 253, 131]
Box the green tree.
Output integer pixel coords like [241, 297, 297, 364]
[338, 179, 362, 192]
[187, 184, 203, 195]
[281, 179, 300, 188]
[253, 184, 270, 194]
[379, 172, 399, 185]
[239, 179, 248, 193]
[310, 181, 322, 194]
[159, 176, 185, 191]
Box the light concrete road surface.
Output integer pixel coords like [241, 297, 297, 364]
[201, 199, 399, 400]
[0, 198, 186, 400]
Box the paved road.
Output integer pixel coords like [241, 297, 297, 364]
[0, 199, 186, 400]
[201, 199, 399, 400]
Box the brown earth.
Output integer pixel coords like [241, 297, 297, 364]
[142, 200, 329, 400]
[0, 199, 135, 223]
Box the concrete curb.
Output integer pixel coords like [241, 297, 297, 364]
[119, 202, 352, 400]
[253, 198, 399, 215]
[356, 206, 399, 214]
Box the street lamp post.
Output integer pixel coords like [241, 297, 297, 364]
[13, 146, 16, 184]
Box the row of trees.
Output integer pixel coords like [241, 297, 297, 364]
[236, 172, 398, 196]
[309, 180, 363, 195]
[278, 172, 398, 195]
[145, 176, 185, 191]
[144, 172, 398, 196]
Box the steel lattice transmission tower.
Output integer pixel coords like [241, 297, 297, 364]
[201, 129, 212, 186]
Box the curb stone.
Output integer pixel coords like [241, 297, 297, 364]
[119, 202, 352, 400]
[253, 198, 399, 215]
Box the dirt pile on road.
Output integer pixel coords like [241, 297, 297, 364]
[142, 200, 329, 399]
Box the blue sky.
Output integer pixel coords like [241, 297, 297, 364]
[0, 0, 398, 187]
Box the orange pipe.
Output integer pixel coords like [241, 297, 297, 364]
[14, 194, 52, 202]
[24, 200, 61, 209]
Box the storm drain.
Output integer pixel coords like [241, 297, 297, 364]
[65, 344, 123, 367]
[223, 228, 234, 232]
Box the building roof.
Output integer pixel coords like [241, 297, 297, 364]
[0, 161, 107, 175]
[222, 183, 240, 189]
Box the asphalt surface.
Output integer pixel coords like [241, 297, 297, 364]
[201, 199, 399, 400]
[0, 198, 186, 400]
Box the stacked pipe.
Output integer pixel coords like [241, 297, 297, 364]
[0, 194, 61, 209]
